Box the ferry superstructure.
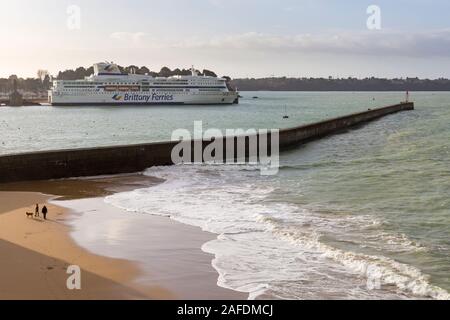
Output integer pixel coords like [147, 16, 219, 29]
[49, 63, 239, 105]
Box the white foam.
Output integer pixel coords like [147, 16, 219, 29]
[272, 226, 450, 300]
[105, 164, 449, 300]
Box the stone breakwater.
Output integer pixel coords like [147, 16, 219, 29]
[0, 102, 414, 183]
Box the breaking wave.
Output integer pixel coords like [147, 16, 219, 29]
[105, 164, 449, 300]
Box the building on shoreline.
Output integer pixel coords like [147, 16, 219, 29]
[8, 80, 23, 106]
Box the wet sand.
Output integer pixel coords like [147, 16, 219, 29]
[0, 191, 171, 300]
[0, 174, 246, 300]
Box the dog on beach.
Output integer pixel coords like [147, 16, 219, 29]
[26, 212, 34, 218]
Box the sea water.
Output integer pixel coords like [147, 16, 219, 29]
[1, 92, 405, 155]
[3, 92, 450, 299]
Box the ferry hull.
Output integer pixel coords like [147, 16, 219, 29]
[49, 91, 239, 106]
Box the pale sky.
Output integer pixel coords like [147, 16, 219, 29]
[1, 0, 450, 79]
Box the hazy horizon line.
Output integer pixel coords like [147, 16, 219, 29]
[1, 68, 449, 81]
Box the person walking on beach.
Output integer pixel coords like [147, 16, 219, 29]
[42, 206, 48, 220]
[35, 204, 39, 218]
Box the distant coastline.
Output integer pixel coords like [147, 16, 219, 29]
[233, 77, 450, 91]
[1, 64, 450, 96]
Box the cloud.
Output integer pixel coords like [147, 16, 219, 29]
[109, 30, 450, 58]
[177, 30, 450, 58]
[109, 32, 149, 46]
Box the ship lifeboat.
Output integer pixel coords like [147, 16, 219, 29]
[116, 86, 140, 92]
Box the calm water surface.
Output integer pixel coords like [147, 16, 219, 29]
[1, 91, 407, 155]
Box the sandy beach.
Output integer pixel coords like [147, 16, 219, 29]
[0, 191, 171, 300]
[0, 175, 245, 300]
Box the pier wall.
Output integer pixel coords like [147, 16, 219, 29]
[0, 102, 414, 183]
[278, 102, 414, 148]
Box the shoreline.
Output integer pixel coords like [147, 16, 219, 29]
[0, 191, 171, 300]
[0, 175, 246, 300]
[56, 196, 246, 300]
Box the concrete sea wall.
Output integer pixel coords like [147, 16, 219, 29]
[0, 102, 414, 183]
[278, 102, 414, 148]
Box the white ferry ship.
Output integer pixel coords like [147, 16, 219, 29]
[49, 63, 239, 105]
